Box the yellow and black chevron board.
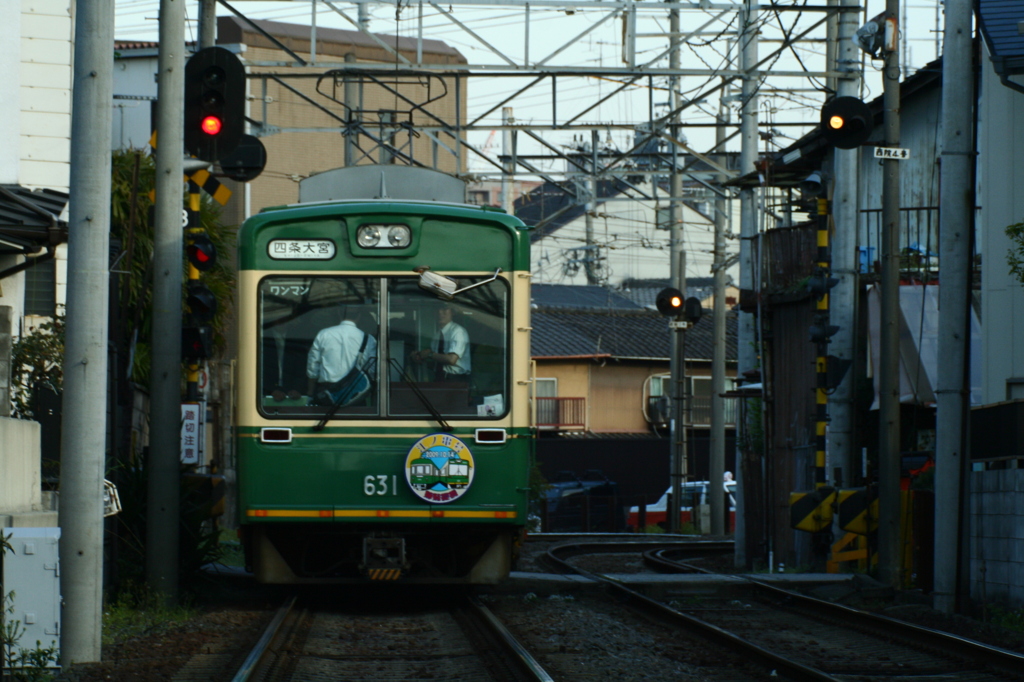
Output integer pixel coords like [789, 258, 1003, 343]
[790, 487, 837, 533]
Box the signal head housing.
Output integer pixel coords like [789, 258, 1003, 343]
[185, 47, 246, 162]
[820, 97, 874, 150]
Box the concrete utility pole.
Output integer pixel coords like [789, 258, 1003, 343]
[667, 1, 686, 534]
[198, 0, 217, 49]
[934, 0, 974, 615]
[60, 0, 114, 666]
[344, 52, 358, 166]
[709, 93, 729, 537]
[501, 107, 514, 214]
[736, 0, 759, 548]
[827, 0, 862, 487]
[876, 0, 903, 589]
[147, 0, 186, 604]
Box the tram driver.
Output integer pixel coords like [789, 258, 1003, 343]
[412, 302, 471, 383]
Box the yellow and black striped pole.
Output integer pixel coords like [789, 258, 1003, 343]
[790, 194, 837, 534]
[186, 179, 202, 401]
[814, 196, 829, 491]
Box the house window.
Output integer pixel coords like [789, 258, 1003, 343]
[24, 257, 56, 317]
[651, 375, 737, 425]
[468, 190, 489, 206]
[535, 377, 557, 427]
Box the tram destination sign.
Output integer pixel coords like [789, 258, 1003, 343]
[873, 147, 910, 160]
[267, 239, 336, 260]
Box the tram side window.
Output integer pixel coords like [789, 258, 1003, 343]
[258, 277, 380, 417]
[387, 277, 509, 418]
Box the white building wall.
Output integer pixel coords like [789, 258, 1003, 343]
[978, 46, 1024, 404]
[531, 189, 737, 287]
[0, 0, 74, 323]
[0, 1, 23, 184]
[20, 0, 73, 192]
[112, 50, 159, 150]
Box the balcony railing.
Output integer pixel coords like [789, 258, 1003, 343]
[536, 397, 586, 430]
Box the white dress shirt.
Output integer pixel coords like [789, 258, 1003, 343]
[432, 320, 471, 376]
[307, 320, 377, 384]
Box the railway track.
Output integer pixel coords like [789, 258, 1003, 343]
[231, 590, 553, 682]
[543, 539, 1024, 682]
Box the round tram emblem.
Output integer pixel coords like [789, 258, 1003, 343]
[405, 434, 475, 503]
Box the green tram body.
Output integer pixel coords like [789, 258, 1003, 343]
[235, 186, 533, 584]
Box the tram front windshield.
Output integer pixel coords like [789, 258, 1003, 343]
[257, 275, 509, 419]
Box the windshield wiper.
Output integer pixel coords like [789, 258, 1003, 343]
[389, 357, 451, 431]
[313, 390, 347, 432]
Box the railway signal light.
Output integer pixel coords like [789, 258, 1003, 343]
[820, 97, 874, 150]
[184, 47, 246, 162]
[182, 325, 214, 360]
[187, 233, 217, 271]
[655, 287, 684, 315]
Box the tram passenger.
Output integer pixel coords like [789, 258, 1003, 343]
[412, 302, 471, 382]
[306, 306, 378, 406]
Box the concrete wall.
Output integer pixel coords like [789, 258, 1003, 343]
[0, 415, 57, 527]
[970, 469, 1024, 608]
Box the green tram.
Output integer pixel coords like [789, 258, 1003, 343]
[235, 166, 533, 583]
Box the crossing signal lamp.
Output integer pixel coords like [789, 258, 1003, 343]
[809, 319, 841, 344]
[185, 47, 246, 162]
[820, 97, 874, 150]
[186, 283, 218, 323]
[182, 325, 214, 360]
[187, 234, 217, 272]
[807, 271, 839, 299]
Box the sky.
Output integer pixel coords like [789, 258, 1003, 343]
[113, 0, 950, 165]
[111, 1, 951, 284]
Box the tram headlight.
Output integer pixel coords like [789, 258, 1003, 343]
[356, 224, 412, 249]
[387, 225, 411, 247]
[357, 225, 381, 247]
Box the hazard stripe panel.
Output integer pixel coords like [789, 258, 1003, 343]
[789, 488, 836, 533]
[367, 568, 403, 581]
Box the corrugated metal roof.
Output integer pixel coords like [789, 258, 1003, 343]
[0, 186, 69, 253]
[978, 0, 1024, 60]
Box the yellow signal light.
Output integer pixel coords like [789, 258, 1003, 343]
[828, 115, 845, 130]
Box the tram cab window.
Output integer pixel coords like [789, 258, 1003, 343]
[256, 275, 509, 420]
[257, 277, 380, 417]
[387, 276, 509, 418]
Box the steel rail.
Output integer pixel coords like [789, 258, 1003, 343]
[230, 595, 298, 682]
[648, 550, 1024, 679]
[467, 597, 556, 682]
[545, 541, 840, 682]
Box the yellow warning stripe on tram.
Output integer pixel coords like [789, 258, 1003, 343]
[246, 508, 517, 519]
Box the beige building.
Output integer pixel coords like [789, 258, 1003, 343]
[216, 17, 468, 226]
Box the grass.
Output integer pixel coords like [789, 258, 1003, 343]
[217, 529, 246, 568]
[988, 605, 1024, 633]
[102, 584, 200, 648]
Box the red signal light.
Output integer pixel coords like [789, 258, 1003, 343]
[189, 246, 211, 265]
[201, 115, 223, 136]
